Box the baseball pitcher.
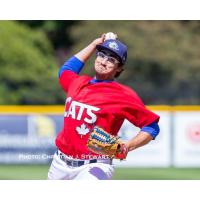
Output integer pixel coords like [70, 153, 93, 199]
[48, 33, 160, 180]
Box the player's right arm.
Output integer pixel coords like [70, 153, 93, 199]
[59, 56, 84, 92]
[74, 34, 105, 62]
[59, 34, 106, 92]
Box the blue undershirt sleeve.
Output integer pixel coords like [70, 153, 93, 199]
[58, 56, 84, 77]
[141, 122, 160, 139]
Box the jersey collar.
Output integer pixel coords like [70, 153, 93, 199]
[89, 77, 114, 84]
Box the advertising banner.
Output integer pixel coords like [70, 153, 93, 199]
[0, 114, 62, 164]
[173, 112, 200, 167]
[1, 106, 199, 167]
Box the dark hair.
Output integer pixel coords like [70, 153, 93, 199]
[114, 66, 124, 78]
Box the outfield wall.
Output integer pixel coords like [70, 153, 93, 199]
[0, 105, 200, 167]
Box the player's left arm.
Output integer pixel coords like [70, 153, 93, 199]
[125, 122, 160, 152]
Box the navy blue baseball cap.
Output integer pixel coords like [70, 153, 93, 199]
[96, 39, 128, 65]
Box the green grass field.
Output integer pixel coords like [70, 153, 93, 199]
[0, 165, 200, 180]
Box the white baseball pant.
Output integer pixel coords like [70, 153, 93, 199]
[48, 151, 114, 180]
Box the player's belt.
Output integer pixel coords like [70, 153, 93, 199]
[56, 149, 112, 167]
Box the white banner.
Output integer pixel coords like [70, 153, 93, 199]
[1, 108, 200, 167]
[174, 112, 200, 167]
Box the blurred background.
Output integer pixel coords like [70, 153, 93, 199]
[0, 20, 200, 179]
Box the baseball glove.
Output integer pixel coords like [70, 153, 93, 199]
[87, 126, 128, 160]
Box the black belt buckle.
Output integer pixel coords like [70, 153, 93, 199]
[72, 161, 78, 167]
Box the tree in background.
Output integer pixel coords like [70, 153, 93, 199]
[69, 21, 200, 104]
[19, 20, 79, 64]
[0, 21, 64, 104]
[1, 20, 200, 105]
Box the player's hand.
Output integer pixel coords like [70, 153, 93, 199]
[92, 33, 106, 46]
[115, 143, 129, 160]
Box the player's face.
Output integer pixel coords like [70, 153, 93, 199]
[94, 51, 122, 80]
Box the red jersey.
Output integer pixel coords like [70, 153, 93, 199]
[56, 70, 160, 159]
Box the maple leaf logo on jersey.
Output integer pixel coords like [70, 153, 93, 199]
[76, 123, 90, 138]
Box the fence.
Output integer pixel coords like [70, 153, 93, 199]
[0, 105, 200, 167]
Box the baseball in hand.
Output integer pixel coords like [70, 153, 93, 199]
[105, 32, 118, 40]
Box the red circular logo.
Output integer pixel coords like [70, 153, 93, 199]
[187, 123, 200, 143]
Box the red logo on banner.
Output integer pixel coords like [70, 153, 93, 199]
[187, 123, 200, 143]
